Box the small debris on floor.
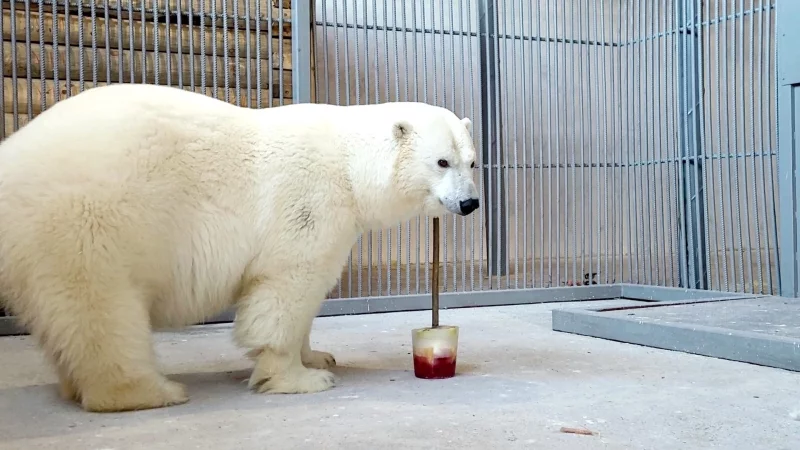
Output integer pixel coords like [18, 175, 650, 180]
[559, 426, 596, 436]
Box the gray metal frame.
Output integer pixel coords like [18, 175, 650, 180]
[478, 0, 508, 278]
[675, 0, 709, 291]
[777, 0, 800, 298]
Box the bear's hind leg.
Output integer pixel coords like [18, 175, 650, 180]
[234, 275, 336, 394]
[31, 284, 189, 412]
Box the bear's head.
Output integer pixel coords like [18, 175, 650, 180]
[391, 106, 480, 219]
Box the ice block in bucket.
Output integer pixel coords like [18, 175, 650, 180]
[412, 325, 459, 379]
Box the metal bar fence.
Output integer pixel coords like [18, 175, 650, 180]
[0, 0, 784, 327]
[311, 0, 779, 298]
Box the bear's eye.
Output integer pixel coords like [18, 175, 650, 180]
[437, 159, 449, 168]
[470, 161, 476, 169]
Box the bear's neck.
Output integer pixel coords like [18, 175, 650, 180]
[348, 152, 421, 232]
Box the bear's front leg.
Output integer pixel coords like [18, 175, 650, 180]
[233, 275, 336, 394]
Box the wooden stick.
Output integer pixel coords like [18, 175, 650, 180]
[559, 427, 596, 436]
[432, 217, 440, 328]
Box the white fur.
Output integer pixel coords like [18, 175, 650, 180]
[0, 84, 478, 412]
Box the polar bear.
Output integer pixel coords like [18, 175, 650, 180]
[0, 83, 479, 412]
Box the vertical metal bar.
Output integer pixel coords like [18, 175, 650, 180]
[152, 0, 159, 86]
[448, 0, 458, 292]
[723, 0, 741, 291]
[508, 0, 520, 290]
[378, 0, 387, 296]
[438, 0, 447, 293]
[200, 0, 207, 92]
[105, 0, 113, 87]
[256, 0, 264, 107]
[278, 0, 286, 106]
[556, 0, 564, 285]
[518, 0, 528, 289]
[713, 0, 728, 290]
[267, 0, 275, 108]
[568, 0, 578, 286]
[623, 1, 632, 282]
[244, 0, 252, 105]
[371, 0, 379, 296]
[527, 0, 536, 287]
[676, 0, 708, 290]
[466, 0, 477, 291]
[493, 0, 505, 285]
[632, 1, 649, 284]
[593, 0, 603, 285]
[211, 0, 218, 97]
[39, 0, 47, 116]
[457, 0, 468, 292]
[187, 0, 195, 91]
[712, 2, 728, 291]
[0, 0, 4, 138]
[544, 0, 555, 286]
[232, 0, 240, 103]
[698, 0, 713, 290]
[609, 0, 618, 284]
[747, 0, 763, 293]
[479, 0, 507, 286]
[400, 0, 408, 295]
[599, 0, 611, 284]
[345, 0, 354, 298]
[579, 0, 588, 284]
[734, 0, 753, 292]
[664, 0, 677, 287]
[645, 0, 658, 285]
[165, 0, 172, 87]
[384, 0, 392, 296]
[758, 0, 775, 294]
[577, 0, 586, 285]
[767, 1, 780, 295]
[776, 0, 800, 297]
[221, 0, 230, 101]
[411, 0, 421, 293]
[23, 0, 33, 121]
[395, 0, 417, 295]
[421, 0, 429, 294]
[353, 0, 363, 298]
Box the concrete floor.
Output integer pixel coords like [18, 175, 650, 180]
[0, 300, 798, 450]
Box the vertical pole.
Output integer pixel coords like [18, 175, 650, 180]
[292, 0, 313, 104]
[675, 0, 708, 290]
[432, 218, 440, 327]
[777, 1, 800, 298]
[478, 0, 507, 278]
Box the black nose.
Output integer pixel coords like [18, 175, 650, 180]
[459, 198, 480, 216]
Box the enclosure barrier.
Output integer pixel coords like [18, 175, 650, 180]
[0, 1, 792, 336]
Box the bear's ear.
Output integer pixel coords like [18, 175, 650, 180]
[461, 117, 472, 134]
[393, 121, 412, 140]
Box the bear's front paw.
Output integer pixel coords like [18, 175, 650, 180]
[250, 367, 336, 394]
[302, 350, 336, 369]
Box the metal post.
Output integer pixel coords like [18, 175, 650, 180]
[292, 0, 313, 104]
[777, 1, 800, 298]
[478, 0, 507, 278]
[675, 0, 708, 290]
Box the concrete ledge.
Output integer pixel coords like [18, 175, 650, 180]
[552, 296, 800, 373]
